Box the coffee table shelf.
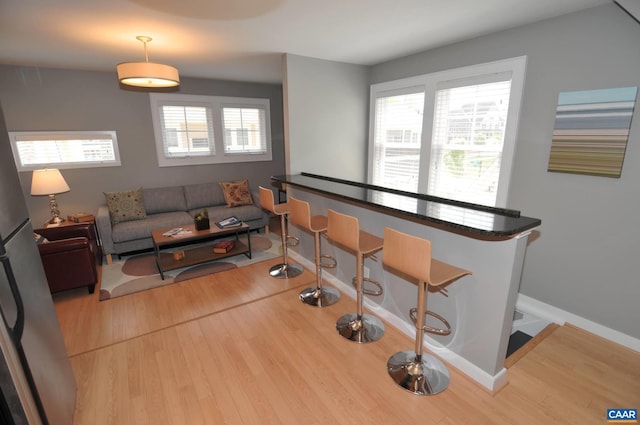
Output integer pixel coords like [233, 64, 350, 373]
[152, 223, 251, 280]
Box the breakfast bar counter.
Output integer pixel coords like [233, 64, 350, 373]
[273, 173, 541, 391]
[273, 172, 540, 239]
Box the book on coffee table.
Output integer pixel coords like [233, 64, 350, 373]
[215, 216, 242, 229]
[213, 240, 235, 253]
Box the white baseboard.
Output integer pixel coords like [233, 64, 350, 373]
[289, 251, 509, 392]
[516, 293, 640, 352]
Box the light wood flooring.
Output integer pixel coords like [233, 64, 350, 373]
[53, 257, 640, 425]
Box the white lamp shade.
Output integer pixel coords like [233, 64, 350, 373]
[117, 61, 180, 88]
[30, 169, 70, 195]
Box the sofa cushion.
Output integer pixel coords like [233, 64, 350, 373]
[142, 186, 187, 214]
[111, 211, 193, 243]
[183, 182, 227, 211]
[219, 179, 254, 207]
[104, 188, 147, 224]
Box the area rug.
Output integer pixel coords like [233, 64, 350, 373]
[99, 233, 281, 301]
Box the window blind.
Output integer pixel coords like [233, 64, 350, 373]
[370, 91, 425, 211]
[372, 91, 425, 192]
[222, 107, 267, 154]
[159, 104, 214, 157]
[428, 78, 512, 206]
[11, 131, 120, 170]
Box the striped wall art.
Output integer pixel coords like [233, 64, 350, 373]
[548, 86, 637, 178]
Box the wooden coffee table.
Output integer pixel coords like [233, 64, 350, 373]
[151, 223, 251, 280]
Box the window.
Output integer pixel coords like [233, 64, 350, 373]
[9, 131, 121, 171]
[150, 94, 272, 167]
[368, 57, 526, 207]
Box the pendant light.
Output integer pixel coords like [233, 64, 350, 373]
[117, 36, 180, 88]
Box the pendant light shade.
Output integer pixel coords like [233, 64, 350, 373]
[117, 36, 179, 88]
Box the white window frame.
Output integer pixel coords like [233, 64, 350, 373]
[9, 130, 121, 171]
[150, 93, 272, 167]
[367, 56, 526, 207]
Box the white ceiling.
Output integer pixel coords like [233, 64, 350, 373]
[0, 0, 610, 84]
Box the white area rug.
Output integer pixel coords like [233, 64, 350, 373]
[99, 233, 281, 300]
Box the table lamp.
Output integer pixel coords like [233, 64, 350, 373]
[31, 168, 70, 224]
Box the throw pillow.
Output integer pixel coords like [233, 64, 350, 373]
[219, 180, 253, 208]
[104, 188, 147, 224]
[33, 233, 49, 244]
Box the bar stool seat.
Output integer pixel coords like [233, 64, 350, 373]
[258, 186, 303, 279]
[327, 209, 385, 343]
[382, 227, 472, 395]
[288, 196, 340, 307]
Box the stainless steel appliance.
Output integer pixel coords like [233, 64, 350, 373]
[0, 104, 77, 424]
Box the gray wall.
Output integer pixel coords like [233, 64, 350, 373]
[0, 65, 285, 225]
[283, 54, 369, 180]
[284, 4, 640, 340]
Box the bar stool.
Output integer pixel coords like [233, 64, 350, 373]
[288, 196, 340, 307]
[258, 186, 303, 279]
[327, 209, 385, 343]
[382, 227, 471, 395]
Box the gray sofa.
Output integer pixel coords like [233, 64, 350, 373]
[96, 182, 268, 263]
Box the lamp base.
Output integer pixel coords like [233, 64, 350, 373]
[47, 193, 65, 225]
[48, 215, 65, 225]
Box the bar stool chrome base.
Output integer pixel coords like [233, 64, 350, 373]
[336, 312, 385, 343]
[387, 350, 450, 395]
[299, 286, 340, 307]
[269, 263, 303, 279]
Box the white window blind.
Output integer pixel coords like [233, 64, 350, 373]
[222, 107, 267, 154]
[370, 91, 424, 210]
[428, 77, 512, 206]
[372, 91, 425, 191]
[9, 131, 121, 171]
[159, 104, 215, 157]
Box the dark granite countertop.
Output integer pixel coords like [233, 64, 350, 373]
[272, 173, 541, 239]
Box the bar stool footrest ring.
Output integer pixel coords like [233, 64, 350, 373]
[286, 235, 299, 247]
[351, 277, 383, 296]
[409, 308, 451, 336]
[319, 254, 337, 269]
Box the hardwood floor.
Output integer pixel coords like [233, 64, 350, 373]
[54, 258, 640, 424]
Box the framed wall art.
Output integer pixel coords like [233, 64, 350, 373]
[548, 86, 637, 178]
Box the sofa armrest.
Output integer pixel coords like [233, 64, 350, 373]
[251, 189, 260, 207]
[251, 188, 270, 229]
[96, 205, 115, 256]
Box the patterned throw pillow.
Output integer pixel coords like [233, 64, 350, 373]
[219, 180, 253, 208]
[104, 188, 147, 224]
